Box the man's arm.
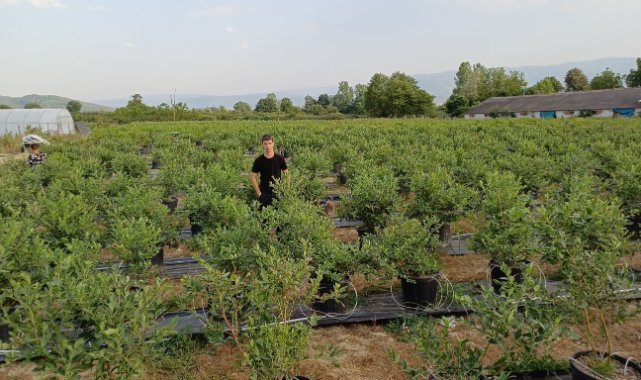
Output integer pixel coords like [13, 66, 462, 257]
[250, 172, 261, 197]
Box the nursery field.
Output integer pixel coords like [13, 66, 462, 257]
[3, 118, 641, 379]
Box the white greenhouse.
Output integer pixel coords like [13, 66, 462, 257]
[0, 109, 76, 136]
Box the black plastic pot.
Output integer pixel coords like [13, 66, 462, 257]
[489, 258, 527, 294]
[162, 196, 178, 213]
[151, 246, 164, 266]
[570, 350, 641, 379]
[626, 214, 641, 239]
[401, 275, 439, 306]
[438, 223, 451, 245]
[313, 276, 348, 314]
[195, 140, 204, 148]
[0, 323, 9, 343]
[337, 173, 347, 185]
[190, 223, 203, 236]
[151, 160, 161, 169]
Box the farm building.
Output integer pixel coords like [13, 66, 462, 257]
[0, 108, 76, 136]
[465, 88, 641, 120]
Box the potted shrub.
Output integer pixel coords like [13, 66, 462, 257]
[245, 247, 319, 380]
[470, 171, 535, 293]
[338, 169, 399, 236]
[537, 176, 640, 378]
[410, 167, 478, 245]
[465, 264, 568, 377]
[377, 217, 442, 306]
[182, 187, 247, 235]
[108, 217, 163, 266]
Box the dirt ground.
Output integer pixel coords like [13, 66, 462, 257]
[0, 152, 27, 164]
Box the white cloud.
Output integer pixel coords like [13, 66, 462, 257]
[124, 42, 135, 48]
[226, 26, 236, 35]
[86, 4, 105, 12]
[0, 0, 67, 8]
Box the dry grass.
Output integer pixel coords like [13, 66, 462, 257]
[332, 227, 358, 243]
[439, 253, 490, 283]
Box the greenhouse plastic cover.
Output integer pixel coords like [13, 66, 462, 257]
[0, 109, 76, 136]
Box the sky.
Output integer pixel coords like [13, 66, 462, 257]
[1, 0, 640, 102]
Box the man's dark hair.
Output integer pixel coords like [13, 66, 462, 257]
[261, 134, 273, 143]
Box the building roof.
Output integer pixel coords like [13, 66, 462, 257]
[466, 88, 641, 115]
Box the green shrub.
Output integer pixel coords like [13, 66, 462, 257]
[410, 167, 478, 224]
[108, 217, 162, 264]
[339, 168, 398, 231]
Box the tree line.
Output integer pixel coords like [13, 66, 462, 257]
[5, 58, 640, 121]
[445, 58, 641, 117]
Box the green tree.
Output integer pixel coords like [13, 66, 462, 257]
[564, 68, 590, 91]
[317, 93, 331, 107]
[364, 72, 435, 117]
[66, 100, 82, 113]
[127, 93, 145, 108]
[233, 101, 252, 113]
[526, 76, 564, 94]
[478, 68, 527, 99]
[24, 102, 42, 109]
[303, 95, 318, 113]
[0, 104, 11, 109]
[590, 68, 624, 90]
[332, 81, 354, 113]
[625, 58, 641, 87]
[453, 62, 484, 105]
[254, 93, 279, 113]
[351, 83, 367, 116]
[364, 73, 389, 117]
[279, 97, 294, 113]
[444, 94, 470, 117]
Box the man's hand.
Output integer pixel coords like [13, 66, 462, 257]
[256, 191, 262, 198]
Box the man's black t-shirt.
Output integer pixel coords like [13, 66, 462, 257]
[251, 154, 288, 194]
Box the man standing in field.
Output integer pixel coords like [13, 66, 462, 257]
[250, 134, 288, 208]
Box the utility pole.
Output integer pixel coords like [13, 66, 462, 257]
[170, 89, 177, 122]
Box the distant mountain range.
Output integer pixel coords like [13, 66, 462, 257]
[3, 57, 638, 111]
[0, 94, 114, 112]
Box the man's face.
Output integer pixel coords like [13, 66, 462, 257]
[262, 139, 274, 154]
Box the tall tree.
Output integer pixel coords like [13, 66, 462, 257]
[279, 97, 294, 113]
[564, 68, 590, 91]
[233, 101, 252, 113]
[527, 76, 564, 94]
[590, 68, 624, 90]
[364, 72, 435, 117]
[453, 62, 484, 105]
[254, 93, 279, 113]
[444, 94, 470, 118]
[332, 81, 354, 113]
[364, 73, 390, 117]
[66, 100, 82, 113]
[351, 84, 367, 116]
[626, 58, 641, 87]
[317, 93, 331, 107]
